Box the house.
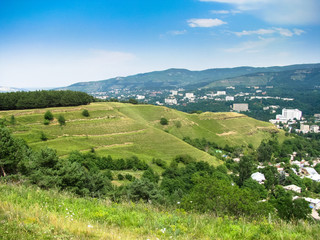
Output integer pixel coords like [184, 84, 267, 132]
[304, 198, 320, 210]
[251, 172, 266, 184]
[283, 184, 301, 193]
[300, 124, 310, 133]
[136, 95, 145, 100]
[310, 125, 319, 133]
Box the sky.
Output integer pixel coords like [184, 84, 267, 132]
[1, 0, 320, 89]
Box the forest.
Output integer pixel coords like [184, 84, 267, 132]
[0, 90, 94, 110]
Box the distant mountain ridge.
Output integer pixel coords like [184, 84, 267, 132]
[56, 63, 320, 92]
[0, 86, 27, 93]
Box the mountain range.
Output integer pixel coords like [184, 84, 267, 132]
[56, 63, 320, 92]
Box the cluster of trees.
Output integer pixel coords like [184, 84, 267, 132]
[0, 90, 94, 110]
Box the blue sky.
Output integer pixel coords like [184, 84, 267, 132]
[1, 0, 320, 88]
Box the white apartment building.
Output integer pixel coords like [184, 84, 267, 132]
[165, 97, 177, 105]
[233, 103, 249, 112]
[225, 96, 234, 101]
[216, 91, 226, 96]
[276, 108, 302, 122]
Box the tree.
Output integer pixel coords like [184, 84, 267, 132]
[82, 109, 90, 117]
[160, 117, 168, 125]
[58, 115, 66, 126]
[10, 115, 16, 125]
[40, 132, 48, 141]
[238, 155, 254, 186]
[44, 110, 54, 121]
[0, 126, 29, 176]
[128, 98, 138, 104]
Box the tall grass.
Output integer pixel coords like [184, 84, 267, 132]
[1, 183, 320, 239]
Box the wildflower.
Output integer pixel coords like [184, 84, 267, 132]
[160, 228, 166, 233]
[177, 202, 180, 204]
[88, 224, 93, 228]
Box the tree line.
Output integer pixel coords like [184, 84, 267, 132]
[0, 90, 94, 110]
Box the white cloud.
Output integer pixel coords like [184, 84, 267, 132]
[187, 18, 227, 27]
[234, 27, 305, 37]
[234, 29, 275, 37]
[167, 30, 187, 35]
[225, 37, 275, 53]
[211, 9, 241, 14]
[293, 28, 305, 36]
[200, 0, 320, 25]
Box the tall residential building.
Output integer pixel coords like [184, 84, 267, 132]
[276, 108, 302, 122]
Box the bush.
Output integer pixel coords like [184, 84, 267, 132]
[43, 119, 50, 125]
[152, 158, 167, 169]
[125, 174, 134, 181]
[82, 109, 90, 117]
[10, 115, 16, 125]
[40, 132, 48, 141]
[118, 174, 124, 180]
[44, 111, 54, 121]
[160, 118, 168, 125]
[175, 121, 182, 128]
[58, 115, 66, 126]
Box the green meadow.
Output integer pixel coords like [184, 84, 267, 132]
[0, 102, 283, 165]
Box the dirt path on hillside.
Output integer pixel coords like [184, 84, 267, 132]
[217, 131, 236, 136]
[59, 129, 146, 138]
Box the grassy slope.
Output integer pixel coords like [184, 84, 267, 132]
[1, 183, 320, 240]
[0, 102, 283, 165]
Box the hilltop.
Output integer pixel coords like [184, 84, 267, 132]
[56, 63, 320, 92]
[0, 102, 281, 165]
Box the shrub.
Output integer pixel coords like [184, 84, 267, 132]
[43, 119, 50, 125]
[82, 109, 90, 117]
[125, 174, 133, 181]
[10, 115, 16, 125]
[175, 121, 182, 128]
[160, 118, 168, 125]
[118, 174, 124, 180]
[58, 115, 66, 126]
[40, 132, 48, 141]
[44, 111, 54, 121]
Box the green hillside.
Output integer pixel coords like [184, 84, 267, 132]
[1, 183, 319, 240]
[56, 63, 320, 92]
[0, 102, 282, 165]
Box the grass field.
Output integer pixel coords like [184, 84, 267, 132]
[0, 102, 283, 165]
[1, 183, 320, 240]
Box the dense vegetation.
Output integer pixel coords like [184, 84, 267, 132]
[0, 90, 93, 110]
[1, 124, 318, 223]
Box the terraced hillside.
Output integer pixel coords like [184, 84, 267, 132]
[0, 102, 282, 165]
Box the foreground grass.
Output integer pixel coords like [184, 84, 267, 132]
[1, 183, 320, 240]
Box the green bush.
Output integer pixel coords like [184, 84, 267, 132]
[160, 117, 168, 125]
[118, 174, 124, 180]
[82, 109, 90, 117]
[40, 132, 48, 141]
[44, 111, 54, 121]
[58, 115, 66, 126]
[43, 119, 50, 125]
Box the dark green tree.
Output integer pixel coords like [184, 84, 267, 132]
[44, 110, 54, 121]
[58, 115, 66, 126]
[82, 109, 90, 117]
[160, 117, 168, 125]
